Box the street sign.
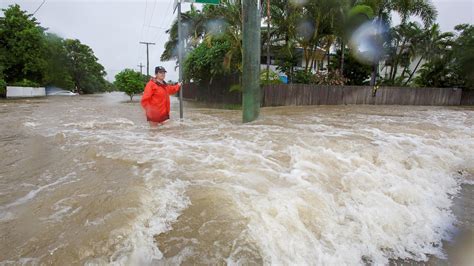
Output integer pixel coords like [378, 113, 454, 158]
[184, 0, 220, 4]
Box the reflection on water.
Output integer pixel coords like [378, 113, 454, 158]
[0, 93, 473, 265]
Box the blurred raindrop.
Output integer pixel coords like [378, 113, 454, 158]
[206, 19, 228, 37]
[290, 0, 309, 7]
[296, 19, 314, 42]
[349, 20, 389, 65]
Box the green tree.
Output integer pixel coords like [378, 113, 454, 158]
[42, 33, 75, 90]
[0, 76, 6, 97]
[162, 0, 243, 78]
[114, 69, 146, 101]
[355, 0, 437, 85]
[161, 4, 206, 62]
[64, 39, 107, 94]
[415, 24, 474, 90]
[330, 49, 372, 85]
[0, 4, 46, 85]
[452, 24, 474, 89]
[0, 4, 108, 94]
[184, 38, 233, 84]
[403, 23, 453, 86]
[414, 56, 460, 88]
[260, 69, 283, 85]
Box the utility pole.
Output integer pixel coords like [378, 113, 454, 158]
[177, 0, 184, 119]
[139, 41, 155, 76]
[138, 63, 144, 75]
[173, 0, 220, 120]
[242, 0, 261, 123]
[266, 0, 270, 82]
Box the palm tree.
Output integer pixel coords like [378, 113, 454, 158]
[404, 23, 453, 85]
[267, 0, 300, 82]
[202, 0, 243, 72]
[161, 1, 242, 75]
[355, 0, 437, 85]
[160, 5, 206, 62]
[303, 0, 348, 72]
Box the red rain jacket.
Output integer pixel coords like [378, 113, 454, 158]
[141, 79, 180, 123]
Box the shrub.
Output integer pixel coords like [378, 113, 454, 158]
[11, 79, 41, 87]
[260, 69, 283, 86]
[0, 78, 6, 97]
[311, 71, 347, 85]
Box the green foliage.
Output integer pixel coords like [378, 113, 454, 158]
[161, 0, 468, 93]
[414, 24, 473, 89]
[260, 69, 283, 86]
[330, 50, 372, 85]
[414, 56, 462, 88]
[311, 71, 347, 85]
[453, 24, 474, 89]
[42, 33, 75, 90]
[0, 77, 6, 97]
[275, 42, 299, 83]
[0, 4, 108, 94]
[229, 84, 242, 93]
[184, 38, 233, 84]
[11, 78, 40, 87]
[0, 4, 46, 85]
[162, 1, 242, 74]
[64, 39, 107, 94]
[114, 69, 146, 101]
[103, 80, 116, 92]
[293, 70, 313, 84]
[348, 5, 375, 20]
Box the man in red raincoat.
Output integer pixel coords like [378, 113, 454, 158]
[141, 66, 181, 126]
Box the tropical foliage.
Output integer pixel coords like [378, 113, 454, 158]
[0, 4, 110, 95]
[160, 0, 471, 91]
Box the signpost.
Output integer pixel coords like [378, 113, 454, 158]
[175, 0, 220, 120]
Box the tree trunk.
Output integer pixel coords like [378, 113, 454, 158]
[404, 55, 424, 86]
[304, 46, 310, 71]
[391, 38, 407, 83]
[340, 39, 345, 74]
[370, 63, 378, 86]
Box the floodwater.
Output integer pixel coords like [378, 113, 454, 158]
[0, 92, 473, 265]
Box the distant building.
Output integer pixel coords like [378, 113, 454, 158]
[6, 86, 45, 98]
[260, 46, 332, 83]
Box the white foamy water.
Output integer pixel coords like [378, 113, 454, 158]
[0, 93, 473, 265]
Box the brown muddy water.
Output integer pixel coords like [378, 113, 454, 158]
[0, 92, 473, 265]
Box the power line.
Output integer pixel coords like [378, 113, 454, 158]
[137, 0, 149, 71]
[151, 1, 175, 51]
[144, 0, 157, 43]
[33, 0, 46, 15]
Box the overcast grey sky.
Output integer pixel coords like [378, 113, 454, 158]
[1, 0, 473, 81]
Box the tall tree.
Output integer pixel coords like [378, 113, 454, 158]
[452, 24, 474, 89]
[64, 39, 107, 94]
[355, 0, 437, 85]
[404, 24, 453, 85]
[0, 4, 46, 84]
[42, 33, 75, 89]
